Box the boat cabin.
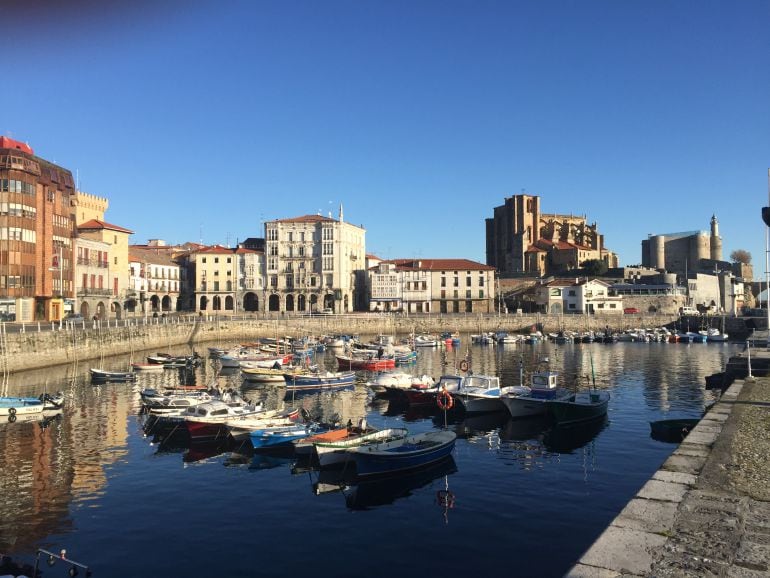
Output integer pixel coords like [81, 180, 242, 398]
[530, 371, 559, 391]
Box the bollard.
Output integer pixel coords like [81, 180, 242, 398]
[747, 340, 754, 380]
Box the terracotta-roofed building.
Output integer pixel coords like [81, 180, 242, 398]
[369, 258, 496, 314]
[128, 247, 181, 314]
[76, 218, 134, 319]
[486, 193, 618, 277]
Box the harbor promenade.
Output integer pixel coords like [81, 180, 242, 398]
[568, 371, 770, 577]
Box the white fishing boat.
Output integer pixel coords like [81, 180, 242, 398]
[314, 427, 410, 467]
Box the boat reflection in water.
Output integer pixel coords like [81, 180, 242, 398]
[343, 455, 458, 511]
[183, 439, 234, 464]
[542, 416, 608, 454]
[436, 409, 508, 439]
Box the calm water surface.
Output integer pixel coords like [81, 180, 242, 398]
[0, 338, 736, 577]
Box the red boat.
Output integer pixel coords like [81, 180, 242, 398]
[335, 355, 395, 371]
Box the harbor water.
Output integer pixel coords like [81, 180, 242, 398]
[0, 339, 737, 577]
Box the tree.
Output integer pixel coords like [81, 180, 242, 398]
[582, 259, 608, 276]
[730, 249, 751, 264]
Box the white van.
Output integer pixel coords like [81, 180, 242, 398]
[680, 306, 699, 316]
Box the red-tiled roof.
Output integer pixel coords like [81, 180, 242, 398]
[382, 258, 495, 271]
[235, 247, 260, 254]
[0, 137, 33, 155]
[196, 245, 236, 255]
[272, 214, 337, 224]
[78, 219, 134, 234]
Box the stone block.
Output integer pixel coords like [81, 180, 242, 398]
[653, 470, 698, 486]
[579, 526, 667, 576]
[683, 429, 720, 446]
[565, 563, 624, 577]
[735, 540, 770, 571]
[613, 498, 678, 533]
[637, 479, 689, 503]
[662, 453, 707, 475]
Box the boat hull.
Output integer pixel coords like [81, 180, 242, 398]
[351, 430, 456, 477]
[314, 428, 409, 467]
[546, 391, 610, 425]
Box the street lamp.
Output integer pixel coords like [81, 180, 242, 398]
[762, 168, 770, 348]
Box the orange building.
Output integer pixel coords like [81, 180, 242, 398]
[0, 137, 76, 321]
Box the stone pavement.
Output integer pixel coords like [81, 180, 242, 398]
[567, 377, 770, 577]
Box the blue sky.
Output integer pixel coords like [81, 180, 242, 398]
[3, 1, 769, 274]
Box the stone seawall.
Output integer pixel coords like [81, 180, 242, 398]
[0, 311, 747, 374]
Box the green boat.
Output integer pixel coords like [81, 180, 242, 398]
[649, 418, 700, 443]
[545, 390, 610, 426]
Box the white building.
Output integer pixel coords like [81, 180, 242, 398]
[128, 248, 181, 314]
[74, 236, 112, 318]
[565, 279, 622, 314]
[368, 261, 432, 313]
[370, 259, 495, 313]
[264, 208, 366, 313]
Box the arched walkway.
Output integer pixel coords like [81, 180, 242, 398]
[297, 295, 306, 311]
[162, 296, 172, 311]
[79, 302, 90, 318]
[212, 296, 222, 311]
[112, 301, 122, 320]
[286, 294, 295, 312]
[199, 296, 208, 311]
[243, 292, 259, 312]
[225, 296, 234, 311]
[269, 294, 280, 312]
[150, 295, 160, 312]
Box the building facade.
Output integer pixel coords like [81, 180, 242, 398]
[76, 219, 133, 319]
[368, 261, 432, 313]
[641, 215, 723, 279]
[74, 237, 111, 319]
[264, 209, 366, 313]
[128, 248, 181, 314]
[486, 193, 617, 277]
[0, 137, 77, 322]
[371, 259, 495, 313]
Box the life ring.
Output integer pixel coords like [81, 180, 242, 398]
[8, 414, 16, 423]
[459, 360, 469, 372]
[437, 388, 454, 411]
[8, 407, 16, 416]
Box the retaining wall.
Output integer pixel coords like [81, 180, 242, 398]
[0, 311, 744, 373]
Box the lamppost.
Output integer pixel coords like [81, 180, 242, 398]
[762, 167, 770, 349]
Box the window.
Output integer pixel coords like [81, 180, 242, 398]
[466, 276, 471, 286]
[202, 257, 207, 264]
[441, 278, 446, 287]
[479, 290, 484, 298]
[453, 277, 459, 287]
[214, 257, 219, 264]
[113, 235, 117, 244]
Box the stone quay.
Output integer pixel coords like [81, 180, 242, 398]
[568, 369, 770, 577]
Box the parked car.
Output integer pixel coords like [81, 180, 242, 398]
[623, 307, 640, 315]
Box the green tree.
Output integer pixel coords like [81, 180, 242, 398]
[582, 259, 608, 276]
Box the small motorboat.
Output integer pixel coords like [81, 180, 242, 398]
[650, 418, 701, 443]
[349, 429, 457, 477]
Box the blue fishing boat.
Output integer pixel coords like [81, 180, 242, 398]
[282, 371, 356, 394]
[350, 429, 457, 477]
[250, 423, 326, 449]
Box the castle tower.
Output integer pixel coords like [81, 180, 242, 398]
[710, 214, 722, 261]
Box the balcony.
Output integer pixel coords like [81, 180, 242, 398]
[77, 288, 113, 297]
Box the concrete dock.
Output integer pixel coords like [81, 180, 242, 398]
[568, 375, 770, 577]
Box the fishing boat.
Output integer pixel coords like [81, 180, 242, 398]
[249, 422, 328, 449]
[225, 408, 301, 442]
[241, 367, 287, 383]
[349, 429, 457, 477]
[368, 372, 434, 394]
[130, 362, 164, 372]
[500, 366, 571, 418]
[183, 399, 266, 441]
[0, 392, 64, 421]
[403, 374, 463, 405]
[451, 374, 512, 414]
[90, 368, 136, 382]
[335, 354, 396, 371]
[545, 389, 610, 425]
[314, 427, 410, 467]
[282, 371, 356, 394]
[650, 418, 701, 443]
